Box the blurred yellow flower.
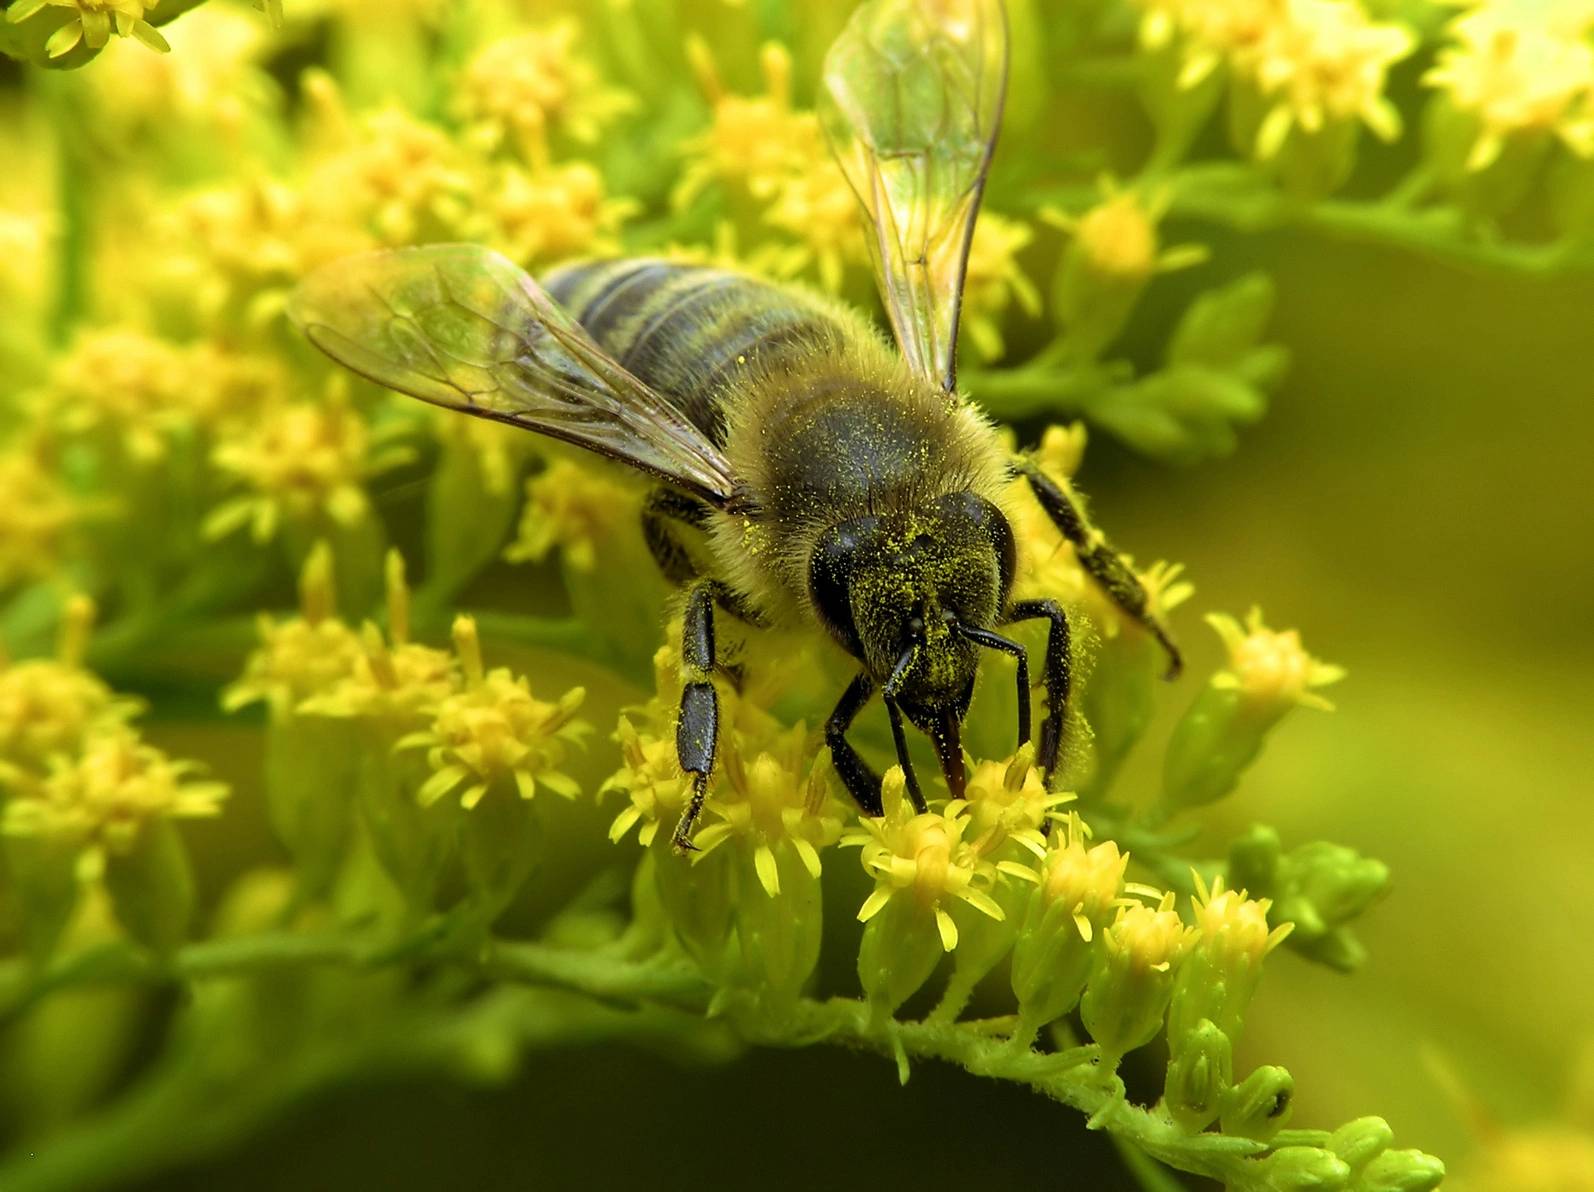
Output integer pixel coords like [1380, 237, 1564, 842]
[482, 161, 639, 268]
[204, 380, 415, 543]
[505, 455, 638, 572]
[0, 597, 139, 792]
[1044, 186, 1208, 287]
[454, 23, 635, 165]
[958, 212, 1044, 361]
[1425, 5, 1594, 171]
[401, 616, 589, 810]
[2, 730, 227, 872]
[0, 438, 80, 590]
[675, 39, 821, 207]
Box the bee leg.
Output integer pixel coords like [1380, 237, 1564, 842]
[1004, 599, 1071, 778]
[956, 624, 1031, 753]
[1015, 461, 1183, 679]
[883, 698, 929, 814]
[826, 673, 885, 817]
[671, 579, 720, 854]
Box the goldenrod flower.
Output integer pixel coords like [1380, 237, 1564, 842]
[843, 770, 1005, 951]
[1168, 871, 1292, 1045]
[959, 744, 1074, 865]
[298, 551, 455, 724]
[958, 212, 1043, 361]
[1082, 890, 1198, 1062]
[763, 157, 866, 293]
[400, 616, 589, 810]
[454, 24, 635, 164]
[0, 438, 80, 591]
[0, 597, 138, 792]
[482, 161, 639, 270]
[204, 380, 414, 543]
[1134, 0, 1281, 90]
[1207, 606, 1345, 712]
[504, 456, 639, 573]
[1248, 0, 1415, 158]
[223, 542, 363, 718]
[675, 39, 822, 207]
[1031, 812, 1135, 943]
[601, 714, 693, 847]
[1425, 6, 1594, 171]
[693, 727, 846, 898]
[2, 730, 227, 867]
[1045, 187, 1208, 288]
[43, 329, 192, 463]
[6, 0, 169, 60]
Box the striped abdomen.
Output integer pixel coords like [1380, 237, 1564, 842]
[542, 259, 842, 445]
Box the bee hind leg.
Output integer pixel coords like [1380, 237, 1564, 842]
[1015, 460, 1182, 679]
[671, 579, 720, 853]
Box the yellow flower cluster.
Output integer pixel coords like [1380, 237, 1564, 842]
[0, 437, 80, 591]
[1138, 0, 1415, 158]
[1, 597, 225, 871]
[1207, 606, 1346, 712]
[1425, 2, 1594, 171]
[505, 456, 640, 573]
[6, 0, 169, 60]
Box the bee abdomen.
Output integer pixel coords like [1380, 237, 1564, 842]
[544, 259, 839, 444]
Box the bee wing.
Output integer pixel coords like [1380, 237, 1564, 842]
[289, 244, 743, 508]
[820, 0, 1007, 393]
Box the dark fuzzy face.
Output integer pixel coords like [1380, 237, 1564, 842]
[807, 490, 1015, 708]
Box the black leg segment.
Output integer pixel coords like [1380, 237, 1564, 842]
[672, 579, 719, 852]
[1015, 460, 1182, 678]
[956, 623, 1031, 754]
[826, 673, 883, 817]
[1005, 598, 1071, 776]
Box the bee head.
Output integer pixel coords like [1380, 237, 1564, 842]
[807, 491, 1015, 796]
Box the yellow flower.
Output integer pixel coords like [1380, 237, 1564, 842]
[504, 455, 639, 573]
[959, 744, 1074, 864]
[2, 730, 227, 870]
[204, 378, 414, 543]
[0, 437, 80, 591]
[1424, 6, 1594, 171]
[1134, 0, 1282, 89]
[481, 162, 639, 268]
[763, 155, 867, 292]
[675, 39, 822, 208]
[957, 212, 1043, 361]
[454, 23, 635, 164]
[401, 616, 589, 810]
[1030, 811, 1136, 942]
[6, 0, 169, 60]
[43, 329, 192, 463]
[1043, 186, 1208, 288]
[1249, 0, 1416, 158]
[223, 542, 364, 718]
[1206, 606, 1345, 712]
[843, 769, 1006, 951]
[297, 552, 456, 724]
[1189, 870, 1293, 969]
[305, 85, 478, 246]
[0, 597, 139, 792]
[692, 726, 847, 897]
[601, 714, 692, 847]
[1103, 889, 1195, 975]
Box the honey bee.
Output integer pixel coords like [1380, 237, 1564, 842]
[291, 0, 1181, 851]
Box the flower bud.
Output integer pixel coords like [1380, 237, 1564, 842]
[1167, 874, 1291, 1046]
[1354, 1149, 1446, 1192]
[1081, 891, 1194, 1065]
[102, 819, 194, 958]
[1162, 609, 1342, 815]
[1250, 1146, 1352, 1191]
[1329, 1116, 1394, 1173]
[1009, 814, 1127, 1040]
[1163, 1018, 1232, 1132]
[1220, 1065, 1295, 1142]
[1230, 826, 1390, 971]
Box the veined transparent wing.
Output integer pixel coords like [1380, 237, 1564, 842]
[820, 0, 1007, 393]
[289, 245, 744, 508]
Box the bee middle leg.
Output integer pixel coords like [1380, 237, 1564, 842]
[672, 578, 719, 853]
[1002, 599, 1071, 777]
[1015, 459, 1182, 678]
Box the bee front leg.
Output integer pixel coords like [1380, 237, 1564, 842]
[672, 579, 720, 853]
[1004, 599, 1071, 778]
[826, 673, 885, 817]
[1015, 460, 1182, 679]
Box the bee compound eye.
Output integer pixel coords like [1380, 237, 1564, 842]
[807, 516, 878, 660]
